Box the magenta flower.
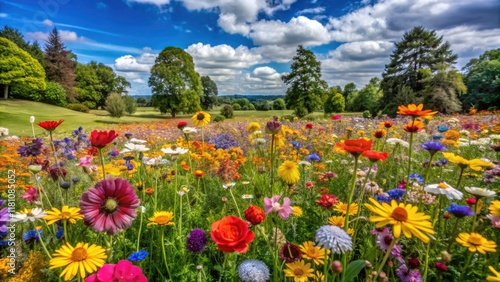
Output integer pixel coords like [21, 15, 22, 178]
[263, 195, 293, 219]
[78, 156, 93, 167]
[80, 178, 140, 235]
[85, 260, 147, 282]
[21, 186, 38, 203]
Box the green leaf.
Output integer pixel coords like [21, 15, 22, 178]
[343, 260, 366, 282]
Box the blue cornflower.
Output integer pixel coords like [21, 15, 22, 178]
[209, 133, 240, 150]
[23, 229, 43, 243]
[56, 226, 64, 239]
[238, 259, 270, 282]
[421, 141, 446, 155]
[437, 125, 449, 133]
[387, 188, 405, 202]
[374, 193, 391, 203]
[128, 250, 149, 261]
[307, 154, 321, 162]
[432, 134, 443, 140]
[290, 141, 302, 149]
[446, 203, 474, 218]
[409, 173, 424, 184]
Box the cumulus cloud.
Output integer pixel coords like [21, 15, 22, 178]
[296, 7, 325, 15]
[26, 30, 85, 42]
[187, 43, 262, 69]
[114, 53, 157, 72]
[42, 19, 53, 27]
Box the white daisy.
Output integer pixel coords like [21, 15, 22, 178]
[10, 207, 46, 223]
[242, 194, 254, 199]
[142, 156, 171, 166]
[129, 138, 147, 144]
[120, 143, 150, 153]
[424, 182, 463, 200]
[464, 187, 496, 198]
[386, 138, 409, 148]
[161, 146, 189, 155]
[182, 127, 197, 134]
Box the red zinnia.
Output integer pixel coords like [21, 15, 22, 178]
[336, 138, 372, 157]
[362, 150, 389, 162]
[210, 216, 254, 253]
[244, 205, 266, 225]
[316, 194, 339, 209]
[80, 177, 140, 235]
[37, 120, 64, 131]
[178, 121, 188, 130]
[90, 130, 118, 149]
[305, 123, 314, 130]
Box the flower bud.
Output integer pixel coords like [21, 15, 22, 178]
[30, 116, 35, 123]
[466, 197, 476, 205]
[331, 260, 342, 273]
[28, 164, 42, 174]
[435, 262, 448, 272]
[440, 250, 452, 263]
[407, 258, 420, 269]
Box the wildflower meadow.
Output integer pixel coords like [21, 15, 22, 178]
[1, 104, 500, 282]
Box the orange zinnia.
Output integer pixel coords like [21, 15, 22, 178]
[362, 150, 389, 162]
[397, 104, 437, 118]
[335, 139, 372, 157]
[404, 120, 425, 133]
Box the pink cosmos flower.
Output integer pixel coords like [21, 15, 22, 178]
[80, 178, 140, 235]
[263, 195, 293, 219]
[78, 156, 93, 167]
[85, 260, 147, 282]
[21, 186, 38, 203]
[486, 214, 500, 228]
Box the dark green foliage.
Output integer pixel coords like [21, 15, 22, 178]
[66, 103, 90, 113]
[363, 110, 371, 118]
[343, 82, 356, 99]
[200, 75, 218, 110]
[136, 97, 148, 106]
[272, 98, 286, 110]
[44, 28, 76, 99]
[349, 77, 382, 114]
[149, 46, 202, 117]
[122, 95, 137, 115]
[105, 92, 126, 118]
[231, 103, 241, 110]
[282, 45, 328, 117]
[421, 64, 465, 113]
[461, 48, 500, 110]
[253, 100, 273, 111]
[324, 89, 345, 114]
[42, 81, 67, 106]
[213, 115, 226, 122]
[220, 104, 234, 118]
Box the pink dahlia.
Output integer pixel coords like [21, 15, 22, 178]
[80, 178, 140, 235]
[85, 260, 147, 282]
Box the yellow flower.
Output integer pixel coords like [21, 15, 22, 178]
[442, 152, 494, 171]
[49, 242, 107, 281]
[9, 251, 48, 282]
[148, 211, 175, 226]
[456, 232, 497, 254]
[299, 241, 330, 265]
[283, 260, 315, 282]
[292, 206, 303, 217]
[315, 271, 325, 281]
[278, 160, 300, 184]
[364, 198, 434, 243]
[191, 111, 211, 127]
[487, 265, 500, 281]
[489, 200, 500, 217]
[328, 215, 345, 227]
[44, 206, 84, 225]
[247, 122, 261, 133]
[334, 202, 358, 216]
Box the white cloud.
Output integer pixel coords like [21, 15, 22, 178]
[0, 13, 8, 18]
[43, 19, 53, 27]
[133, 78, 146, 84]
[127, 0, 170, 6]
[25, 30, 85, 42]
[114, 53, 156, 72]
[296, 7, 325, 15]
[187, 43, 262, 69]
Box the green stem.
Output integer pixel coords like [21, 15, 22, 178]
[273, 226, 278, 282]
[136, 208, 144, 252]
[49, 131, 65, 204]
[35, 227, 52, 259]
[373, 237, 396, 281]
[456, 166, 465, 190]
[161, 228, 172, 280]
[344, 155, 359, 231]
[423, 197, 440, 282]
[471, 199, 479, 232]
[404, 127, 415, 203]
[447, 218, 460, 251]
[98, 148, 106, 180]
[179, 194, 183, 237]
[423, 153, 436, 185]
[63, 220, 69, 243]
[269, 134, 275, 193]
[459, 251, 473, 280]
[229, 187, 242, 218]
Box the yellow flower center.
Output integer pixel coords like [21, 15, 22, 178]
[71, 247, 88, 262]
[467, 234, 483, 246]
[438, 183, 448, 189]
[103, 198, 118, 214]
[293, 268, 305, 276]
[155, 215, 171, 225]
[196, 113, 205, 121]
[391, 207, 408, 222]
[60, 212, 72, 219]
[26, 209, 33, 216]
[307, 248, 317, 256]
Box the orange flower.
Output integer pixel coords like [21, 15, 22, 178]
[383, 120, 394, 128]
[362, 150, 389, 162]
[397, 104, 438, 118]
[210, 216, 255, 253]
[335, 138, 372, 157]
[194, 170, 205, 177]
[145, 188, 154, 195]
[372, 129, 386, 139]
[180, 161, 190, 170]
[404, 120, 425, 133]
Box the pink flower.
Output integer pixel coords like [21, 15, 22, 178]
[263, 195, 293, 219]
[486, 214, 500, 228]
[78, 156, 93, 167]
[21, 186, 38, 203]
[331, 114, 342, 120]
[85, 260, 147, 282]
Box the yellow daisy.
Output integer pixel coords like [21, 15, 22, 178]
[49, 242, 107, 281]
[299, 241, 330, 265]
[442, 152, 494, 171]
[334, 202, 358, 216]
[489, 200, 500, 217]
[247, 122, 261, 133]
[364, 198, 434, 243]
[456, 232, 497, 254]
[292, 206, 303, 217]
[44, 206, 84, 225]
[278, 160, 300, 184]
[487, 265, 500, 281]
[283, 260, 314, 282]
[191, 111, 211, 127]
[147, 211, 175, 226]
[328, 215, 354, 235]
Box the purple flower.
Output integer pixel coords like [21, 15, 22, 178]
[17, 138, 44, 157]
[421, 141, 446, 156]
[446, 203, 474, 218]
[0, 207, 9, 233]
[387, 188, 406, 202]
[209, 133, 240, 150]
[186, 228, 208, 253]
[307, 154, 321, 162]
[263, 195, 293, 219]
[395, 264, 422, 282]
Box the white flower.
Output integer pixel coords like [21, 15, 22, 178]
[161, 146, 189, 155]
[298, 160, 311, 166]
[139, 206, 146, 213]
[386, 138, 409, 148]
[10, 208, 46, 222]
[182, 127, 197, 134]
[447, 118, 459, 126]
[241, 181, 250, 185]
[253, 138, 266, 145]
[464, 187, 496, 198]
[459, 130, 470, 136]
[129, 138, 147, 144]
[315, 225, 352, 254]
[178, 186, 190, 196]
[30, 116, 35, 123]
[0, 127, 8, 136]
[142, 156, 170, 166]
[242, 194, 254, 199]
[424, 182, 463, 200]
[120, 143, 150, 153]
[223, 182, 236, 189]
[490, 134, 500, 141]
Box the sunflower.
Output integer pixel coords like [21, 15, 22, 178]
[487, 266, 500, 281]
[456, 232, 497, 254]
[278, 160, 300, 184]
[44, 206, 84, 225]
[49, 242, 107, 281]
[191, 111, 211, 127]
[299, 241, 330, 265]
[334, 202, 358, 216]
[397, 104, 437, 118]
[283, 260, 314, 282]
[364, 198, 434, 243]
[489, 200, 500, 217]
[147, 211, 175, 226]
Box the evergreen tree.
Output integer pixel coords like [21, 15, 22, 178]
[379, 26, 458, 115]
[44, 28, 76, 100]
[200, 75, 218, 110]
[281, 45, 328, 117]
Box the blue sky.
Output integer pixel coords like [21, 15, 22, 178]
[1, 0, 499, 96]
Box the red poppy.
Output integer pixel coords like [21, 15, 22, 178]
[403, 120, 424, 133]
[305, 123, 314, 130]
[362, 150, 389, 162]
[331, 114, 342, 120]
[90, 130, 118, 149]
[336, 138, 372, 157]
[37, 120, 64, 131]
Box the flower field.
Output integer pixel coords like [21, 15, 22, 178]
[1, 105, 500, 282]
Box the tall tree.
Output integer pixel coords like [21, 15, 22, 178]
[0, 37, 46, 99]
[200, 75, 218, 110]
[378, 26, 458, 115]
[421, 64, 465, 113]
[343, 82, 356, 99]
[0, 26, 45, 66]
[281, 45, 328, 117]
[461, 48, 500, 110]
[149, 46, 202, 117]
[44, 28, 76, 100]
[349, 77, 383, 114]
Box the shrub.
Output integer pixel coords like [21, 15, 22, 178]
[231, 103, 241, 111]
[280, 115, 295, 122]
[220, 104, 234, 118]
[363, 110, 371, 118]
[105, 92, 126, 118]
[214, 115, 226, 122]
[42, 82, 67, 107]
[82, 100, 96, 110]
[273, 98, 286, 110]
[66, 103, 90, 113]
[294, 106, 308, 118]
[122, 95, 137, 115]
[324, 92, 345, 114]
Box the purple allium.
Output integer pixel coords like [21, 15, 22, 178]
[128, 250, 149, 261]
[17, 138, 44, 157]
[446, 203, 474, 218]
[186, 228, 208, 253]
[307, 154, 321, 162]
[421, 141, 446, 156]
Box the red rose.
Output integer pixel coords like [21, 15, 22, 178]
[37, 120, 64, 131]
[90, 130, 118, 149]
[305, 123, 314, 130]
[210, 216, 254, 253]
[244, 205, 265, 225]
[178, 121, 188, 130]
